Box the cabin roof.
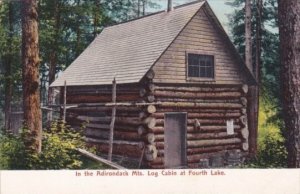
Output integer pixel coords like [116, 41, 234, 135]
[51, 0, 255, 87]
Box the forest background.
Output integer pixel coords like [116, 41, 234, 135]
[0, 0, 287, 168]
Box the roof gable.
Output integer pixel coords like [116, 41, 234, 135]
[51, 1, 205, 87]
[152, 3, 256, 85]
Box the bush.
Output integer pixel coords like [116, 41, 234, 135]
[0, 121, 92, 170]
[245, 134, 287, 168]
[244, 97, 287, 168]
[0, 132, 26, 169]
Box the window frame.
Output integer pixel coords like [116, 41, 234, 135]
[186, 51, 216, 82]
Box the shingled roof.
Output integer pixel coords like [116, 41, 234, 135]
[51, 1, 206, 87]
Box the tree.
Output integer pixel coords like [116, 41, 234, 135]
[0, 1, 22, 131]
[278, 0, 300, 167]
[38, 0, 62, 124]
[245, 0, 252, 72]
[3, 2, 13, 131]
[228, 0, 280, 156]
[22, 0, 42, 153]
[244, 0, 258, 155]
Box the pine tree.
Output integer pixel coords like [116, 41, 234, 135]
[278, 0, 300, 168]
[22, 0, 42, 152]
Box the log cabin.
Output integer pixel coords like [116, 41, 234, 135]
[50, 0, 257, 169]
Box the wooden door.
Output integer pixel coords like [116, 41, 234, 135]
[164, 112, 187, 168]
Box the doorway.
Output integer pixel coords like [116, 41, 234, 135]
[164, 112, 187, 168]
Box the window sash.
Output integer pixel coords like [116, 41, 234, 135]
[187, 54, 214, 79]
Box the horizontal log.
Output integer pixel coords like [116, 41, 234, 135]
[150, 125, 241, 134]
[143, 117, 156, 129]
[77, 115, 111, 122]
[85, 137, 144, 148]
[154, 145, 241, 161]
[187, 138, 242, 148]
[155, 118, 240, 126]
[154, 138, 242, 149]
[156, 97, 241, 103]
[71, 123, 139, 132]
[240, 115, 247, 126]
[67, 93, 140, 104]
[91, 143, 143, 158]
[154, 90, 242, 99]
[241, 127, 249, 139]
[145, 133, 155, 144]
[84, 128, 141, 141]
[187, 144, 241, 155]
[242, 142, 249, 151]
[241, 97, 247, 106]
[147, 95, 155, 103]
[152, 85, 242, 93]
[139, 88, 147, 97]
[242, 84, 248, 94]
[148, 157, 164, 165]
[146, 105, 156, 113]
[67, 85, 140, 93]
[152, 112, 241, 119]
[137, 126, 147, 135]
[155, 108, 241, 113]
[145, 144, 158, 161]
[69, 117, 142, 127]
[154, 132, 239, 141]
[139, 111, 148, 119]
[158, 102, 243, 109]
[69, 106, 142, 113]
[148, 83, 155, 92]
[241, 108, 247, 115]
[69, 110, 140, 118]
[85, 128, 155, 144]
[64, 102, 162, 109]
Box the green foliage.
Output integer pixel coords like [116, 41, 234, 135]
[36, 121, 87, 169]
[0, 1, 22, 115]
[227, 0, 280, 102]
[244, 98, 287, 168]
[0, 132, 27, 169]
[246, 135, 287, 168]
[0, 121, 93, 170]
[227, 0, 286, 168]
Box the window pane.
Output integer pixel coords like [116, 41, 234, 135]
[200, 66, 206, 77]
[188, 53, 214, 78]
[189, 66, 200, 77]
[206, 67, 213, 78]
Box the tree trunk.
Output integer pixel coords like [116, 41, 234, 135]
[4, 2, 14, 132]
[245, 0, 258, 156]
[93, 0, 101, 38]
[22, 0, 42, 153]
[137, 0, 140, 17]
[75, 0, 81, 57]
[142, 0, 146, 16]
[278, 0, 300, 168]
[248, 0, 262, 156]
[245, 0, 252, 72]
[47, 0, 61, 126]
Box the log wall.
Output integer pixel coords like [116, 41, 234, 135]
[63, 79, 249, 169]
[65, 84, 147, 167]
[140, 79, 249, 169]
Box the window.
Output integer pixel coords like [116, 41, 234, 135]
[187, 53, 214, 79]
